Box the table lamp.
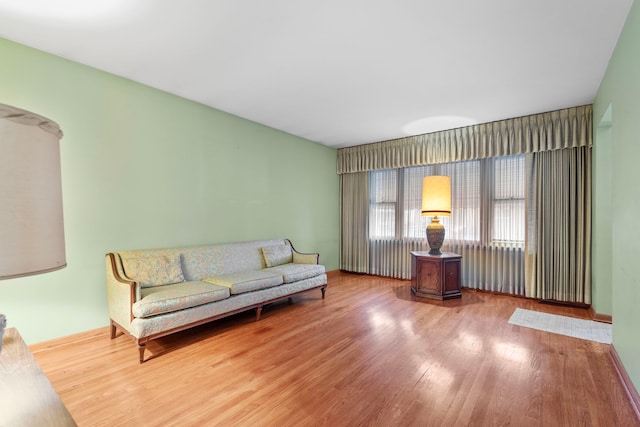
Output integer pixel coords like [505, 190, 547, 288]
[421, 176, 451, 255]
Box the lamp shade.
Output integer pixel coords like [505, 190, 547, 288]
[0, 103, 66, 280]
[421, 176, 451, 217]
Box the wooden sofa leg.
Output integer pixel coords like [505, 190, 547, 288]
[288, 297, 293, 304]
[110, 321, 117, 339]
[321, 286, 326, 299]
[138, 341, 146, 364]
[256, 306, 263, 321]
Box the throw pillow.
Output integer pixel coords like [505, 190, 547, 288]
[261, 244, 293, 268]
[122, 254, 185, 288]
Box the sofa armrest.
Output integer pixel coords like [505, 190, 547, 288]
[106, 253, 138, 327]
[286, 239, 320, 265]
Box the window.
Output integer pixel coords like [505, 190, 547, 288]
[492, 155, 525, 243]
[402, 161, 480, 241]
[369, 155, 525, 246]
[369, 169, 397, 239]
[403, 165, 433, 238]
[440, 160, 481, 242]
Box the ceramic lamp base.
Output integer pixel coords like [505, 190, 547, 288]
[427, 216, 445, 255]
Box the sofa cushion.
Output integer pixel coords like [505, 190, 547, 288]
[202, 270, 284, 295]
[133, 281, 230, 318]
[292, 252, 318, 264]
[122, 254, 185, 288]
[263, 263, 326, 283]
[261, 244, 293, 267]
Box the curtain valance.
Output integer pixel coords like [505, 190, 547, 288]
[337, 105, 592, 174]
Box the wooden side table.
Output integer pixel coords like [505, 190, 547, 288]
[411, 251, 462, 300]
[0, 328, 76, 426]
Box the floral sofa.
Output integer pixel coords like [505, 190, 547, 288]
[106, 239, 327, 362]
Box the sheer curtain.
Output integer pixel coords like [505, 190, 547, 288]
[445, 156, 526, 294]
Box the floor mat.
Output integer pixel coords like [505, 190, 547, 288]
[508, 308, 612, 344]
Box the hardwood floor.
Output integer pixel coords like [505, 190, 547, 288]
[30, 272, 638, 426]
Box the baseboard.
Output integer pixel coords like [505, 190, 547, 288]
[29, 326, 110, 354]
[588, 306, 613, 324]
[609, 345, 640, 421]
[540, 298, 590, 309]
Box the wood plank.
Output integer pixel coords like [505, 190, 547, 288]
[30, 272, 639, 426]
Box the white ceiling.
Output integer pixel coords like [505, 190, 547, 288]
[0, 1, 633, 148]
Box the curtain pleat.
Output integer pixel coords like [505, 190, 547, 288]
[369, 239, 425, 278]
[337, 105, 592, 174]
[340, 172, 370, 273]
[524, 147, 592, 303]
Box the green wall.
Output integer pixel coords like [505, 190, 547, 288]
[593, 0, 640, 392]
[592, 106, 613, 317]
[0, 38, 339, 344]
